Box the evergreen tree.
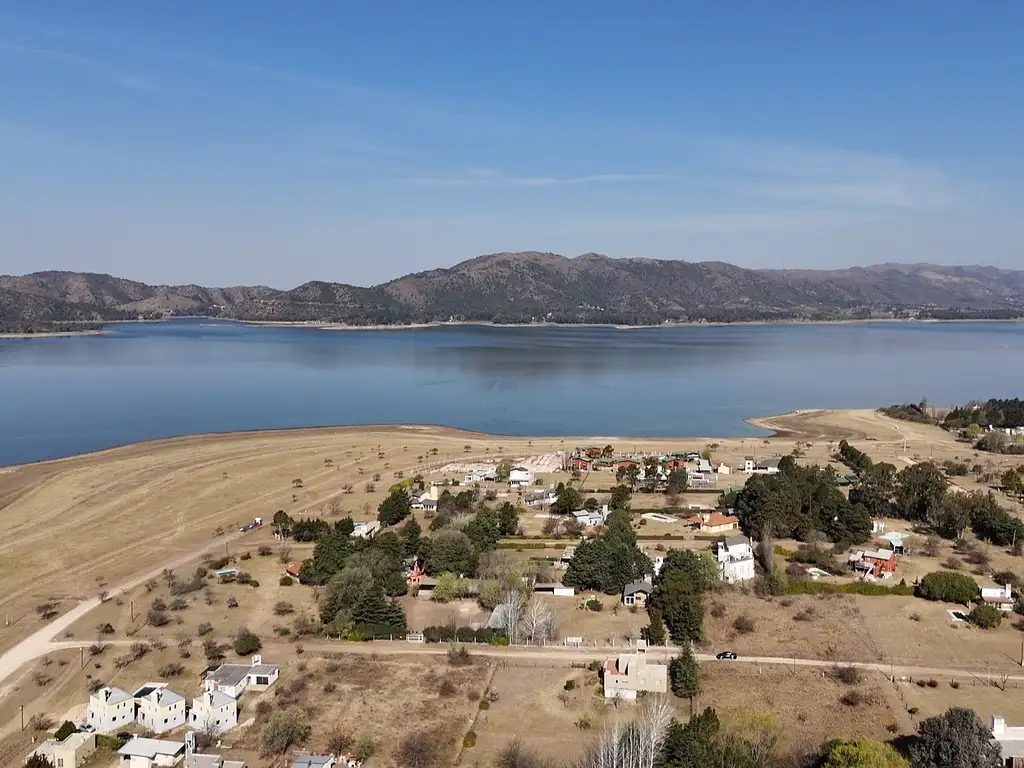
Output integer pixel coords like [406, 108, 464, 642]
[661, 708, 720, 768]
[669, 647, 701, 714]
[642, 608, 667, 646]
[497, 502, 519, 536]
[400, 517, 422, 557]
[377, 488, 412, 527]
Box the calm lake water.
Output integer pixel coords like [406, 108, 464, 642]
[1, 319, 1023, 466]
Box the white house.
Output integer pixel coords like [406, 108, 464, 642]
[134, 685, 186, 734]
[569, 505, 609, 528]
[990, 715, 1024, 765]
[524, 489, 558, 507]
[25, 732, 97, 768]
[716, 463, 731, 475]
[351, 521, 380, 539]
[602, 653, 668, 700]
[117, 737, 185, 768]
[203, 656, 279, 699]
[696, 458, 713, 474]
[87, 686, 136, 733]
[507, 467, 534, 488]
[742, 457, 756, 473]
[189, 690, 239, 735]
[715, 535, 756, 584]
[463, 469, 496, 484]
[981, 583, 1016, 612]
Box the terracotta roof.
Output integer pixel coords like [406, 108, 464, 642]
[701, 512, 739, 528]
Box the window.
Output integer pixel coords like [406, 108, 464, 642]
[57, 760, 64, 768]
[255, 676, 269, 685]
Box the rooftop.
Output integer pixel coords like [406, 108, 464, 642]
[93, 686, 133, 706]
[291, 755, 335, 768]
[622, 580, 653, 596]
[118, 738, 185, 759]
[206, 662, 279, 687]
[139, 688, 184, 707]
[721, 535, 750, 549]
[194, 689, 237, 709]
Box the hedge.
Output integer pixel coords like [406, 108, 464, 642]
[422, 625, 507, 644]
[785, 580, 915, 597]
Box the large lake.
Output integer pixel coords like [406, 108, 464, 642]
[1, 319, 1022, 466]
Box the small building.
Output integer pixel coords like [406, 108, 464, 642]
[742, 457, 755, 473]
[715, 536, 756, 584]
[524, 489, 557, 508]
[848, 549, 897, 579]
[284, 562, 303, 579]
[696, 458, 713, 474]
[117, 737, 186, 768]
[602, 654, 668, 700]
[25, 732, 97, 768]
[87, 686, 136, 733]
[203, 656, 279, 699]
[290, 757, 335, 768]
[621, 580, 653, 608]
[716, 463, 731, 475]
[405, 555, 426, 586]
[991, 715, 1024, 767]
[570, 457, 591, 472]
[189, 690, 239, 735]
[696, 511, 740, 535]
[134, 685, 186, 734]
[352, 521, 380, 539]
[982, 584, 1016, 613]
[508, 467, 534, 488]
[569, 507, 608, 528]
[754, 457, 782, 474]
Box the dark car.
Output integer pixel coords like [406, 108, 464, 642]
[715, 651, 738, 660]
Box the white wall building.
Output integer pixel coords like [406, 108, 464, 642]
[87, 687, 136, 733]
[117, 737, 185, 768]
[508, 467, 534, 487]
[715, 535, 756, 584]
[203, 656, 279, 699]
[134, 686, 186, 734]
[189, 690, 239, 735]
[351, 520, 380, 539]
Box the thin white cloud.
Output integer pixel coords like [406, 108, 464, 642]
[0, 41, 160, 91]
[397, 168, 676, 188]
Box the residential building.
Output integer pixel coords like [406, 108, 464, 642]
[87, 686, 135, 733]
[404, 555, 426, 586]
[203, 656, 279, 699]
[189, 690, 239, 735]
[25, 732, 97, 768]
[290, 757, 335, 768]
[754, 457, 782, 474]
[183, 731, 246, 768]
[602, 654, 668, 700]
[848, 549, 897, 579]
[715, 536, 756, 584]
[464, 469, 496, 484]
[508, 467, 534, 487]
[284, 562, 302, 579]
[686, 511, 739, 534]
[524, 489, 557, 507]
[716, 463, 731, 475]
[117, 737, 186, 768]
[621, 580, 653, 608]
[990, 715, 1024, 767]
[570, 457, 591, 472]
[743, 457, 755, 473]
[569, 506, 608, 527]
[982, 584, 1016, 613]
[134, 685, 186, 734]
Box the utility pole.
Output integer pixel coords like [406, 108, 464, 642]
[20, 705, 24, 731]
[130, 601, 135, 622]
[80, 646, 84, 669]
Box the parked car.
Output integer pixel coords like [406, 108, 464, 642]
[715, 651, 738, 660]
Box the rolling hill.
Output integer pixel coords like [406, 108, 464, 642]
[3, 254, 1024, 331]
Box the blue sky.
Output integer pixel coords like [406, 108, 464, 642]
[2, 2, 1023, 287]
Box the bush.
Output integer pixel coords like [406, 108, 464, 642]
[968, 604, 1003, 629]
[96, 623, 114, 635]
[260, 706, 311, 755]
[354, 732, 377, 762]
[323, 681, 337, 694]
[233, 627, 262, 655]
[273, 601, 295, 616]
[439, 679, 457, 697]
[917, 571, 980, 605]
[158, 663, 184, 677]
[240, 551, 252, 561]
[196, 622, 214, 636]
[146, 607, 169, 627]
[464, 730, 477, 749]
[279, 576, 294, 587]
[840, 689, 866, 707]
[732, 615, 756, 634]
[943, 557, 963, 571]
[326, 727, 352, 755]
[447, 647, 473, 666]
[564, 679, 576, 691]
[54, 721, 77, 741]
[784, 580, 915, 597]
[830, 665, 863, 685]
[585, 598, 603, 612]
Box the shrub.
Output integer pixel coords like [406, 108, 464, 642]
[240, 551, 252, 561]
[196, 622, 214, 636]
[96, 623, 114, 635]
[236, 572, 252, 585]
[447, 647, 473, 667]
[732, 615, 756, 634]
[227, 595, 239, 609]
[943, 557, 963, 571]
[273, 601, 295, 616]
[233, 627, 262, 655]
[585, 598, 603, 612]
[354, 732, 377, 762]
[258, 545, 273, 556]
[909, 612, 922, 622]
[158, 662, 185, 677]
[840, 689, 866, 707]
[147, 607, 169, 627]
[463, 731, 477, 749]
[169, 597, 188, 611]
[710, 602, 727, 619]
[54, 720, 77, 741]
[926, 679, 939, 688]
[260, 706, 311, 755]
[439, 679, 457, 697]
[323, 681, 337, 694]
[918, 571, 980, 605]
[326, 727, 352, 755]
[88, 643, 106, 656]
[951, 681, 961, 689]
[830, 665, 863, 685]
[564, 679, 576, 691]
[793, 607, 820, 622]
[967, 604, 1003, 629]
[279, 576, 294, 587]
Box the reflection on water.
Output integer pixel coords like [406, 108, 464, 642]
[1, 319, 1023, 465]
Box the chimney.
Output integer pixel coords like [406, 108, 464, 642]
[994, 715, 1006, 736]
[208, 692, 214, 705]
[104, 689, 110, 702]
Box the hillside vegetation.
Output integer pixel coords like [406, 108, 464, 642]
[3, 252, 1024, 330]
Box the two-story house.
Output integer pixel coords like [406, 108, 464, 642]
[134, 686, 186, 734]
[602, 653, 668, 700]
[189, 690, 239, 735]
[715, 535, 756, 584]
[87, 687, 135, 733]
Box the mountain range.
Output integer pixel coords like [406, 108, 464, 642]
[3, 252, 1024, 332]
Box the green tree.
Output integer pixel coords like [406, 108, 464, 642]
[662, 708, 721, 768]
[305, 533, 352, 584]
[552, 485, 583, 515]
[909, 707, 1002, 768]
[400, 516, 422, 557]
[334, 516, 355, 536]
[232, 627, 261, 656]
[602, 445, 614, 458]
[822, 739, 909, 768]
[319, 565, 373, 623]
[25, 756, 55, 768]
[383, 570, 409, 598]
[497, 502, 519, 536]
[425, 530, 476, 576]
[377, 488, 412, 527]
[351, 582, 406, 632]
[669, 647, 701, 713]
[642, 608, 667, 646]
[850, 463, 897, 517]
[917, 571, 979, 605]
[967, 604, 1002, 629]
[464, 508, 500, 552]
[650, 571, 704, 644]
[666, 469, 689, 496]
[657, 549, 719, 593]
[625, 464, 641, 491]
[53, 721, 77, 741]
[609, 484, 631, 511]
[894, 463, 948, 522]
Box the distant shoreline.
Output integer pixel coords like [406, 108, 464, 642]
[0, 329, 106, 339]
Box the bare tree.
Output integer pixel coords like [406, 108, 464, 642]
[576, 696, 673, 768]
[521, 600, 557, 645]
[498, 589, 525, 643]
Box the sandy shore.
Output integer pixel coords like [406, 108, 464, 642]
[0, 330, 105, 339]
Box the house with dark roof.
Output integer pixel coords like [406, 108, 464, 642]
[621, 580, 653, 608]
